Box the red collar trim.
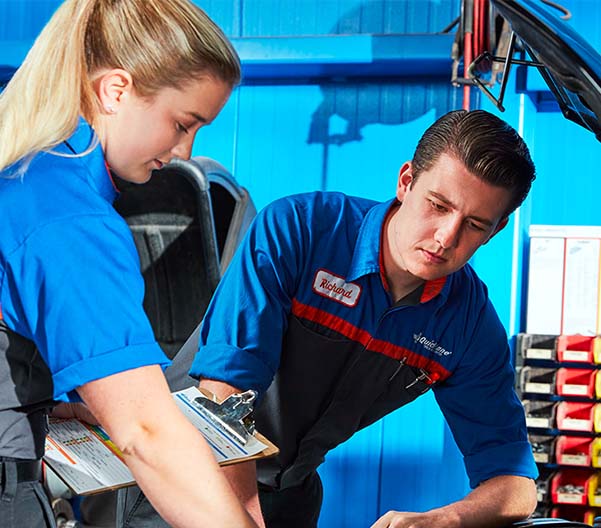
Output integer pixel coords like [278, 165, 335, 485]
[104, 162, 119, 192]
[420, 277, 447, 303]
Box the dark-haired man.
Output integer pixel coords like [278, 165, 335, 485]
[119, 109, 538, 528]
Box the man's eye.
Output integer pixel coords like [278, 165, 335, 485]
[468, 221, 486, 232]
[429, 200, 446, 212]
[176, 123, 189, 134]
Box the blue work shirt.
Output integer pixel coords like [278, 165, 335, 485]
[191, 191, 537, 489]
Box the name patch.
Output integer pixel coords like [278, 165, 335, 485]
[313, 270, 361, 307]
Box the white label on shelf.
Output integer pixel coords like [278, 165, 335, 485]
[527, 417, 552, 428]
[557, 493, 584, 504]
[525, 382, 552, 394]
[563, 350, 590, 362]
[560, 454, 588, 466]
[562, 419, 589, 431]
[533, 453, 550, 463]
[592, 496, 601, 507]
[561, 384, 589, 396]
[526, 348, 553, 360]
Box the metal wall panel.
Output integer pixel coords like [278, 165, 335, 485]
[238, 0, 458, 36]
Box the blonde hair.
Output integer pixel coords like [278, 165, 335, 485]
[0, 0, 241, 173]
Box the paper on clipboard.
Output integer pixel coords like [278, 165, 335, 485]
[44, 386, 277, 496]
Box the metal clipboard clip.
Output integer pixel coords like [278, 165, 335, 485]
[193, 389, 257, 445]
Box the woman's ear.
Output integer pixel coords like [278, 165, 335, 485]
[396, 161, 413, 202]
[93, 69, 134, 115]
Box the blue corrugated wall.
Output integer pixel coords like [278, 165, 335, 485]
[2, 0, 600, 525]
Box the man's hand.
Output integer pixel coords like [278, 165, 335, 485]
[200, 378, 267, 528]
[51, 402, 99, 424]
[371, 475, 536, 528]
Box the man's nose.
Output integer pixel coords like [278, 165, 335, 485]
[435, 217, 461, 249]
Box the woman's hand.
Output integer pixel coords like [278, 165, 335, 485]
[51, 402, 99, 425]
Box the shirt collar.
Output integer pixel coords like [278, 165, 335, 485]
[62, 117, 119, 203]
[347, 199, 394, 282]
[347, 198, 449, 303]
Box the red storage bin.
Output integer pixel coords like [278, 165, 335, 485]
[555, 436, 593, 467]
[551, 505, 596, 523]
[556, 368, 596, 398]
[551, 469, 590, 505]
[556, 402, 596, 432]
[557, 335, 597, 363]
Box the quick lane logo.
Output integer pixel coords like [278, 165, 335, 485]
[313, 270, 361, 307]
[413, 332, 452, 357]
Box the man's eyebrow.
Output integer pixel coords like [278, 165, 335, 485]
[429, 191, 494, 226]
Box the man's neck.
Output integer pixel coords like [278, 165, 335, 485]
[385, 268, 425, 304]
[381, 205, 425, 302]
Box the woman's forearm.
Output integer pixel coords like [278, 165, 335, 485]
[78, 365, 258, 528]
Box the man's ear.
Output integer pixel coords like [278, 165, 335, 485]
[396, 161, 413, 202]
[484, 216, 509, 244]
[93, 69, 134, 115]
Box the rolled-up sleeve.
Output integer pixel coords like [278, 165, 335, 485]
[190, 197, 306, 395]
[433, 300, 538, 488]
[2, 214, 169, 401]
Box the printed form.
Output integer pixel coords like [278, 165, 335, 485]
[45, 386, 268, 495]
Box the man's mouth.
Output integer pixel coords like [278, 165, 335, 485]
[421, 249, 446, 264]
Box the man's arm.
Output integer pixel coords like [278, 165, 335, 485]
[199, 378, 266, 528]
[77, 365, 258, 528]
[370, 474, 536, 528]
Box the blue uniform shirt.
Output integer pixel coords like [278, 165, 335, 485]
[191, 191, 537, 489]
[0, 118, 169, 404]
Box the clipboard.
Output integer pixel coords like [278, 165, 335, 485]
[194, 386, 278, 466]
[44, 386, 278, 496]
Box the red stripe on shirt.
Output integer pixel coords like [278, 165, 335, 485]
[291, 298, 451, 381]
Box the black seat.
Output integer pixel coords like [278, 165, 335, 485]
[113, 156, 255, 359]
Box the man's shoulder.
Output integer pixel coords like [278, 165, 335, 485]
[446, 265, 498, 317]
[447, 264, 506, 336]
[263, 191, 378, 221]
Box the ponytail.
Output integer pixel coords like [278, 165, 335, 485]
[0, 0, 241, 174]
[0, 0, 97, 172]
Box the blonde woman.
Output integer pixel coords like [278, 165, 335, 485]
[0, 1, 257, 527]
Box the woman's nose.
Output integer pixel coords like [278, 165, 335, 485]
[171, 136, 194, 161]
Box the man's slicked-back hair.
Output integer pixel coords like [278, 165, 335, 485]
[411, 109, 536, 216]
